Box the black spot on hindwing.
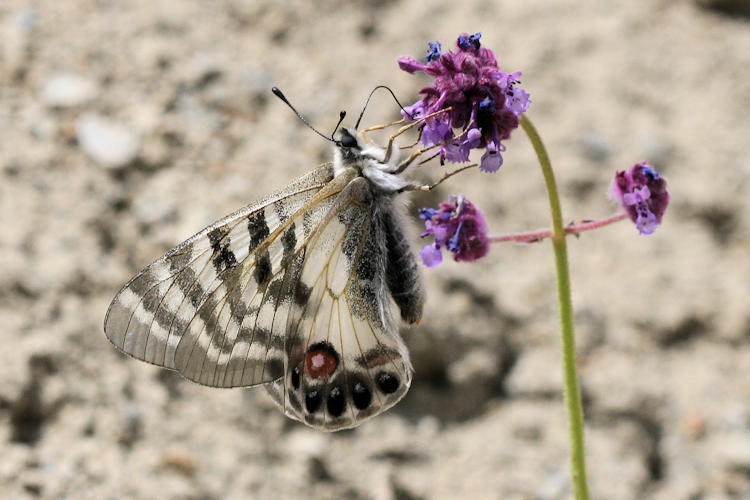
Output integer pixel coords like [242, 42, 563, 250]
[376, 372, 399, 394]
[352, 382, 372, 410]
[291, 366, 301, 389]
[306, 390, 322, 413]
[327, 387, 346, 417]
[265, 358, 284, 380]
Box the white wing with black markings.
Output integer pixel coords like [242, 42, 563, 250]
[104, 163, 337, 386]
[105, 126, 426, 432]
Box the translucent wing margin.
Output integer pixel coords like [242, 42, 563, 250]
[104, 163, 337, 386]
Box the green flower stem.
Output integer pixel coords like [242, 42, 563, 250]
[520, 114, 591, 500]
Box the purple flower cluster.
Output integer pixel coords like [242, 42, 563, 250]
[398, 32, 530, 173]
[610, 162, 670, 235]
[418, 195, 490, 268]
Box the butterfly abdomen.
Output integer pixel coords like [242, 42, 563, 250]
[382, 208, 425, 324]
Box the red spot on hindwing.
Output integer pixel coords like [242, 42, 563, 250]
[305, 349, 338, 378]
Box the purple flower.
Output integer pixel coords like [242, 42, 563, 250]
[441, 127, 482, 164]
[610, 162, 670, 235]
[401, 99, 427, 121]
[479, 140, 504, 173]
[457, 32, 482, 50]
[420, 243, 443, 268]
[506, 86, 531, 114]
[421, 119, 453, 148]
[426, 41, 442, 62]
[418, 195, 490, 267]
[397, 32, 530, 173]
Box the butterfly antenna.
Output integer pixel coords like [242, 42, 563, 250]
[330, 110, 347, 140]
[355, 85, 412, 129]
[272, 87, 345, 142]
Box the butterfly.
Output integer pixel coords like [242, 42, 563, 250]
[103, 106, 447, 431]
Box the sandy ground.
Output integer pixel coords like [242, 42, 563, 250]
[2, 1, 750, 498]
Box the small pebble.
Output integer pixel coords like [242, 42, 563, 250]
[42, 73, 97, 108]
[76, 114, 139, 168]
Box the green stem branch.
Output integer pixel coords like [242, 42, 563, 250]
[520, 114, 590, 500]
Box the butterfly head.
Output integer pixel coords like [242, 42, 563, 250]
[333, 127, 407, 192]
[336, 127, 361, 149]
[333, 127, 375, 175]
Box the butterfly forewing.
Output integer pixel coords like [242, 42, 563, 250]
[172, 169, 357, 388]
[104, 163, 335, 375]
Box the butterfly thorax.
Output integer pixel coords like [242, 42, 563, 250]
[333, 127, 410, 194]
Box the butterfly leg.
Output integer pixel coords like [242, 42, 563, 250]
[395, 127, 423, 152]
[360, 108, 453, 165]
[397, 163, 478, 193]
[361, 118, 405, 135]
[381, 108, 455, 165]
[392, 119, 476, 175]
[360, 118, 405, 147]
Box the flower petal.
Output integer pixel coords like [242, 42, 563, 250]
[636, 211, 659, 235]
[426, 41, 442, 62]
[398, 56, 427, 74]
[479, 150, 503, 173]
[421, 119, 453, 147]
[420, 244, 443, 268]
[402, 100, 426, 121]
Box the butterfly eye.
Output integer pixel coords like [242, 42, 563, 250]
[339, 131, 358, 149]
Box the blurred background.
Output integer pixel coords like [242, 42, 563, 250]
[2, 1, 750, 498]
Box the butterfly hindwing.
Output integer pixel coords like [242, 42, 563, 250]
[265, 175, 413, 430]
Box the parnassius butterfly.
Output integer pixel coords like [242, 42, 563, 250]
[104, 115, 430, 431]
